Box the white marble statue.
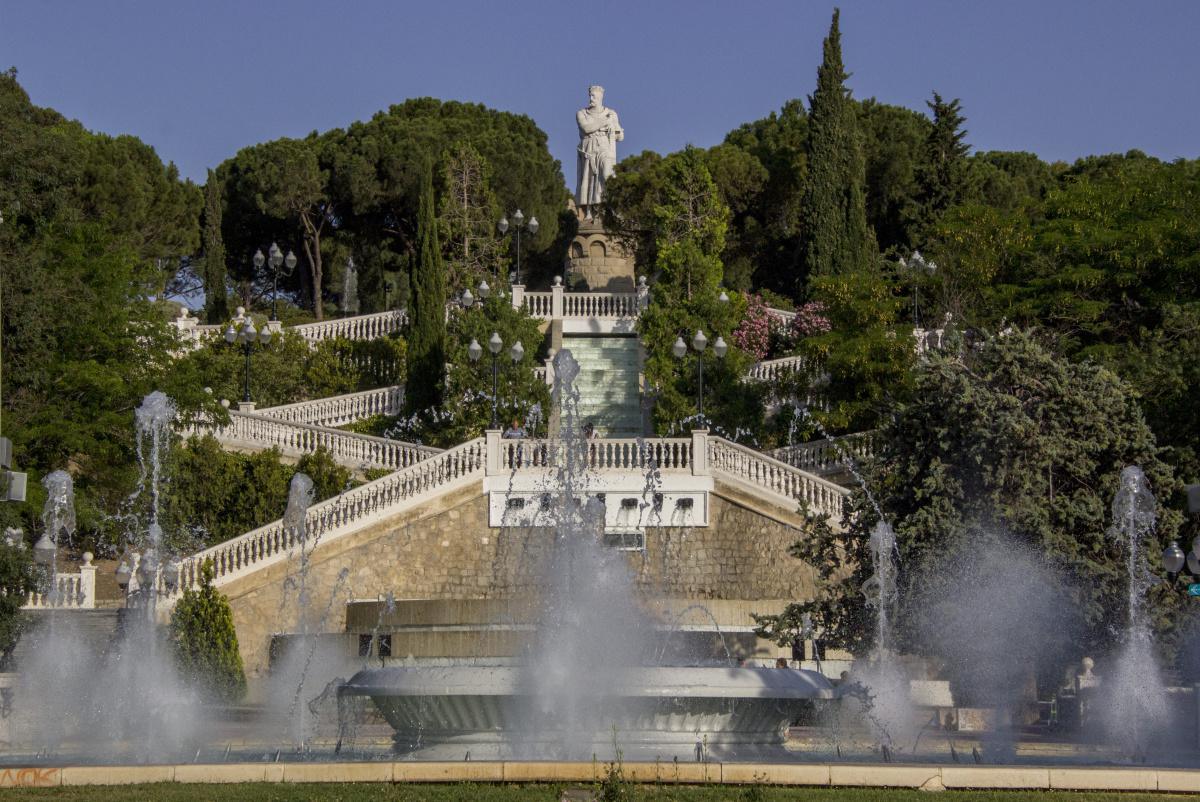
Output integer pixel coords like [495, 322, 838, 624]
[576, 85, 623, 218]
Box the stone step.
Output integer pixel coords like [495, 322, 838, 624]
[7, 609, 123, 670]
[561, 336, 642, 437]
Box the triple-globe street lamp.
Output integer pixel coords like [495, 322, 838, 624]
[672, 291, 731, 422]
[498, 209, 538, 287]
[468, 331, 525, 429]
[225, 317, 273, 403]
[254, 243, 298, 321]
[673, 330, 728, 420]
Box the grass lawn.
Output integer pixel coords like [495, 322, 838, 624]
[0, 784, 1188, 801]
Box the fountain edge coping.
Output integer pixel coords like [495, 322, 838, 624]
[1, 762, 1198, 790]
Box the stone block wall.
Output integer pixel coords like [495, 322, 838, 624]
[221, 485, 818, 678]
[565, 220, 635, 291]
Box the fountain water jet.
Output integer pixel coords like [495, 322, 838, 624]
[1101, 466, 1169, 758]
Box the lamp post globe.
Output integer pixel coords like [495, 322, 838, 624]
[467, 339, 483, 362]
[692, 330, 708, 353]
[1164, 541, 1186, 573]
[510, 341, 525, 363]
[713, 336, 728, 359]
[672, 337, 687, 360]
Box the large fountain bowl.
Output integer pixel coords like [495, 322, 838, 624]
[341, 665, 838, 756]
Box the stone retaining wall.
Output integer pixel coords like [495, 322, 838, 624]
[222, 486, 819, 678]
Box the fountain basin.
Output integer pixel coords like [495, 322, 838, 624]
[340, 665, 838, 754]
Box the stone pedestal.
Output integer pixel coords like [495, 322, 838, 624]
[565, 216, 635, 292]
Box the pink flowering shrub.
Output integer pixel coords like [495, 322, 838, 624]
[732, 294, 779, 360]
[788, 301, 832, 339]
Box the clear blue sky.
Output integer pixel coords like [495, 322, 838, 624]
[3, 0, 1197, 185]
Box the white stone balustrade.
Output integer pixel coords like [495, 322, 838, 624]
[745, 355, 819, 383]
[23, 553, 97, 610]
[291, 309, 408, 344]
[562, 292, 640, 319]
[707, 437, 848, 521]
[765, 306, 797, 325]
[770, 431, 877, 474]
[486, 430, 845, 521]
[520, 292, 554, 319]
[163, 437, 487, 597]
[183, 410, 439, 472]
[914, 326, 947, 356]
[490, 435, 694, 474]
[256, 386, 404, 428]
[520, 287, 640, 321]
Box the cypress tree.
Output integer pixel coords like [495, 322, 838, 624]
[799, 8, 875, 288]
[915, 92, 970, 241]
[201, 170, 230, 323]
[406, 158, 447, 412]
[169, 559, 246, 703]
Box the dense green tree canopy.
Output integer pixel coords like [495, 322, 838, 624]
[633, 149, 764, 436]
[212, 99, 567, 318]
[0, 72, 202, 544]
[758, 331, 1183, 663]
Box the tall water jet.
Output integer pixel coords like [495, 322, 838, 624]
[862, 521, 898, 656]
[32, 471, 75, 589]
[1102, 466, 1168, 757]
[134, 391, 176, 529]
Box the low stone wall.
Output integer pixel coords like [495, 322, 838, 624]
[222, 486, 820, 679]
[2, 761, 1199, 791]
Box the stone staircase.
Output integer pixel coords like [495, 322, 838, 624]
[561, 335, 642, 437]
[7, 609, 122, 670]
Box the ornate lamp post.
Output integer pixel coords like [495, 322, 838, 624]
[224, 317, 273, 403]
[468, 331, 525, 429]
[498, 209, 539, 287]
[673, 330, 727, 420]
[255, 243, 297, 321]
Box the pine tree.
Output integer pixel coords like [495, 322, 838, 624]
[438, 142, 506, 292]
[915, 92, 970, 241]
[798, 8, 875, 288]
[201, 170, 229, 324]
[169, 559, 246, 703]
[406, 158, 447, 412]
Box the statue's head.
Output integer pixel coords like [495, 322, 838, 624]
[587, 85, 604, 106]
